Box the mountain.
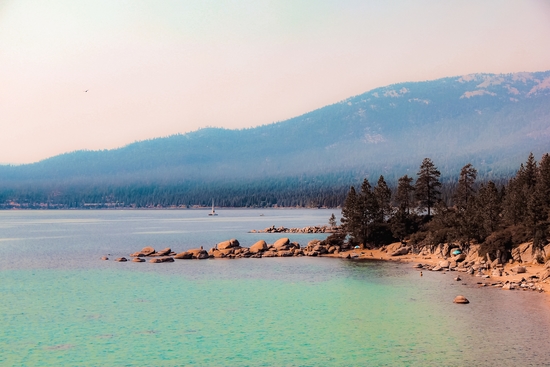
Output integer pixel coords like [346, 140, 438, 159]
[2, 71, 550, 190]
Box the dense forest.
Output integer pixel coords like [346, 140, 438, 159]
[333, 152, 549, 261]
[0, 169, 508, 210]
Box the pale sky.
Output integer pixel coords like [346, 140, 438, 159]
[1, 0, 550, 164]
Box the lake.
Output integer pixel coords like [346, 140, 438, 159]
[1, 209, 549, 366]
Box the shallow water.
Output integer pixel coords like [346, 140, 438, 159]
[1, 210, 549, 366]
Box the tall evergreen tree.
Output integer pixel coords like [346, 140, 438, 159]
[537, 153, 550, 212]
[453, 164, 479, 243]
[477, 181, 502, 236]
[415, 158, 441, 216]
[454, 163, 477, 210]
[502, 176, 524, 226]
[374, 175, 392, 219]
[341, 186, 358, 241]
[395, 174, 415, 214]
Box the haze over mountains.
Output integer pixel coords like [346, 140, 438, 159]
[2, 71, 550, 191]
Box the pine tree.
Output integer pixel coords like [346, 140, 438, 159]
[341, 186, 358, 235]
[395, 174, 415, 214]
[453, 164, 479, 243]
[477, 181, 501, 236]
[454, 163, 477, 210]
[502, 176, 525, 226]
[537, 153, 550, 212]
[374, 175, 392, 219]
[415, 158, 441, 216]
[328, 213, 337, 229]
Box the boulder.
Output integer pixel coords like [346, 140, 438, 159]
[463, 244, 483, 264]
[413, 263, 423, 269]
[115, 257, 128, 262]
[132, 257, 145, 262]
[209, 248, 225, 258]
[150, 256, 174, 263]
[453, 253, 466, 262]
[100, 256, 109, 261]
[133, 247, 156, 257]
[512, 242, 545, 264]
[174, 251, 193, 259]
[438, 260, 451, 269]
[249, 240, 268, 254]
[219, 248, 235, 256]
[502, 283, 515, 290]
[197, 252, 209, 260]
[453, 295, 470, 304]
[156, 248, 171, 256]
[386, 242, 404, 255]
[273, 238, 290, 250]
[540, 269, 550, 281]
[217, 239, 240, 250]
[511, 266, 527, 274]
[390, 246, 411, 256]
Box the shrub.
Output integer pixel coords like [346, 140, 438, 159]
[321, 232, 346, 247]
[479, 229, 513, 257]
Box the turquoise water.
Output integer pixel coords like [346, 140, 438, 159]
[1, 210, 550, 366]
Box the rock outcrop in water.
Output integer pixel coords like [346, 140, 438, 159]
[124, 238, 349, 261]
[250, 225, 335, 234]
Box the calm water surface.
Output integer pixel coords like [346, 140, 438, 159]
[1, 209, 549, 366]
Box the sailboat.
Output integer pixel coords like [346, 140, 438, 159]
[208, 199, 218, 216]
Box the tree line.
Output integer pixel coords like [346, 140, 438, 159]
[337, 153, 550, 260]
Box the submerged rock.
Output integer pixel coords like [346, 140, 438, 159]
[149, 257, 174, 263]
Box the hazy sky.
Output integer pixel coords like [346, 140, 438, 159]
[1, 0, 550, 164]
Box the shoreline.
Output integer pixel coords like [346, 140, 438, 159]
[328, 246, 550, 295]
[113, 237, 550, 300]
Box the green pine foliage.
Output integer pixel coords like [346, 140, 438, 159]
[338, 153, 550, 256]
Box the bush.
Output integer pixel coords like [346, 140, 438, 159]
[321, 232, 346, 247]
[509, 225, 531, 245]
[409, 231, 428, 245]
[479, 229, 513, 257]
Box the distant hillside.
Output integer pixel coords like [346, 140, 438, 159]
[1, 71, 549, 194]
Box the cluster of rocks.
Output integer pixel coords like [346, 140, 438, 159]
[250, 225, 334, 234]
[208, 238, 302, 258]
[379, 241, 550, 292]
[302, 239, 349, 256]
[103, 238, 350, 263]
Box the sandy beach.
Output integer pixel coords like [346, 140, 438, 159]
[331, 244, 550, 298]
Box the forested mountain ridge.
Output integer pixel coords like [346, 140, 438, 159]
[1, 71, 549, 207]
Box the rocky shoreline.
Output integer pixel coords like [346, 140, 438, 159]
[104, 238, 550, 295]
